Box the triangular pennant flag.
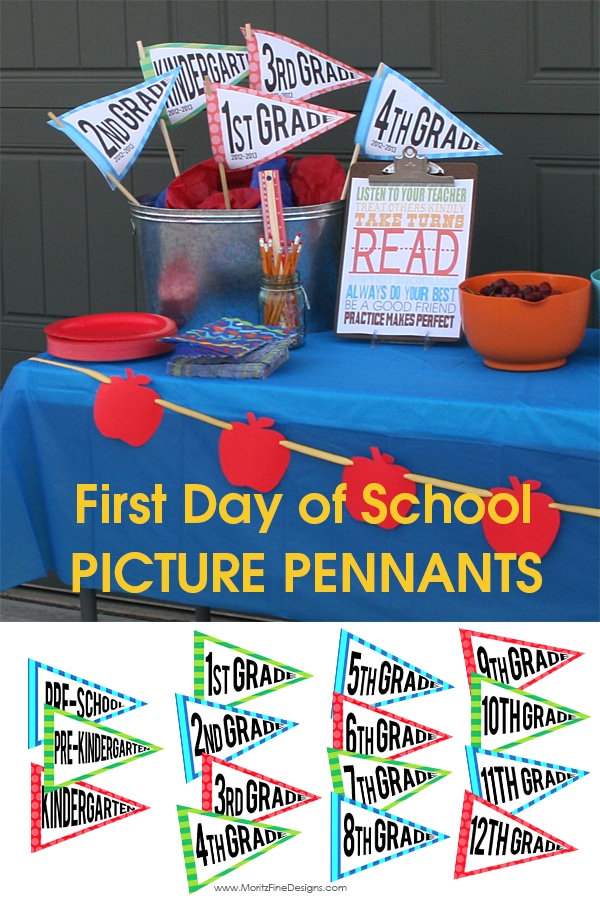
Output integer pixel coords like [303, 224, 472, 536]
[328, 748, 450, 811]
[454, 791, 575, 878]
[331, 793, 448, 881]
[177, 805, 298, 892]
[47, 69, 181, 186]
[334, 629, 452, 708]
[200, 754, 319, 820]
[176, 694, 297, 783]
[194, 631, 312, 705]
[354, 63, 501, 160]
[28, 658, 146, 748]
[332, 693, 451, 759]
[470, 674, 589, 752]
[139, 43, 249, 126]
[205, 82, 354, 170]
[30, 763, 149, 852]
[465, 746, 589, 815]
[460, 628, 583, 691]
[244, 27, 371, 102]
[43, 706, 162, 790]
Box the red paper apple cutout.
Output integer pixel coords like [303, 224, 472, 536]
[343, 446, 417, 530]
[481, 476, 561, 557]
[93, 368, 164, 447]
[218, 411, 291, 491]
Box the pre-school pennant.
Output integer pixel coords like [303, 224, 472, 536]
[205, 82, 354, 170]
[328, 748, 450, 811]
[332, 693, 451, 759]
[470, 674, 589, 752]
[331, 793, 449, 881]
[176, 694, 297, 783]
[31, 763, 149, 852]
[193, 631, 312, 705]
[177, 805, 299, 892]
[43, 706, 162, 790]
[465, 746, 589, 815]
[454, 791, 575, 878]
[139, 43, 249, 126]
[47, 69, 180, 185]
[28, 658, 146, 748]
[333, 629, 453, 708]
[354, 63, 501, 160]
[200, 754, 319, 820]
[460, 628, 583, 691]
[244, 27, 370, 101]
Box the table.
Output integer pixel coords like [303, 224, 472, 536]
[1, 331, 598, 621]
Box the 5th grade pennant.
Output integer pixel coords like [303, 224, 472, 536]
[31, 763, 148, 852]
[177, 805, 299, 893]
[328, 748, 450, 811]
[460, 628, 583, 692]
[331, 793, 449, 881]
[28, 658, 146, 748]
[333, 629, 453, 708]
[176, 694, 297, 783]
[465, 746, 589, 815]
[193, 631, 312, 706]
[470, 674, 589, 752]
[332, 693, 451, 759]
[43, 706, 162, 790]
[454, 791, 575, 879]
[354, 63, 501, 160]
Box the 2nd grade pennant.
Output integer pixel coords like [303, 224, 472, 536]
[465, 746, 589, 815]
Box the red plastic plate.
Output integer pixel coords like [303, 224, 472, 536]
[45, 313, 178, 361]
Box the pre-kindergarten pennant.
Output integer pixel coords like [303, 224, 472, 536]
[331, 793, 448, 881]
[28, 658, 146, 748]
[333, 629, 452, 708]
[43, 706, 161, 790]
[465, 746, 589, 815]
[30, 763, 148, 852]
[470, 674, 589, 752]
[244, 27, 370, 101]
[200, 754, 319, 820]
[328, 748, 450, 811]
[332, 693, 451, 759]
[193, 631, 312, 705]
[177, 805, 299, 892]
[454, 791, 575, 878]
[460, 628, 583, 691]
[354, 63, 501, 159]
[176, 694, 297, 783]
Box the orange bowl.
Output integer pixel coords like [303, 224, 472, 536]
[459, 271, 591, 371]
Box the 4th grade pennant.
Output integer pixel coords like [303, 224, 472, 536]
[333, 629, 452, 708]
[454, 791, 575, 879]
[460, 628, 583, 692]
[205, 82, 354, 170]
[354, 63, 501, 160]
[47, 69, 181, 185]
[244, 27, 370, 101]
[31, 763, 148, 852]
[43, 706, 162, 790]
[465, 746, 589, 815]
[328, 748, 450, 811]
[331, 793, 449, 881]
[177, 805, 299, 893]
[28, 658, 145, 748]
[176, 694, 297, 783]
[470, 674, 589, 752]
[193, 631, 312, 706]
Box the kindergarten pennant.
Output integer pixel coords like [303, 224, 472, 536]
[354, 63, 501, 160]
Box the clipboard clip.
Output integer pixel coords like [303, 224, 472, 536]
[368, 146, 454, 186]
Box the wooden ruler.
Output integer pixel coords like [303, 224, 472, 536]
[258, 169, 287, 267]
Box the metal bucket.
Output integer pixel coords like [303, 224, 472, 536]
[130, 200, 345, 332]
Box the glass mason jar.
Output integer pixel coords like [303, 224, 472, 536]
[258, 274, 308, 348]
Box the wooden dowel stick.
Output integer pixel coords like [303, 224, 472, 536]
[48, 111, 64, 128]
[340, 142, 360, 201]
[218, 162, 231, 209]
[404, 473, 493, 497]
[155, 398, 233, 430]
[279, 440, 352, 466]
[549, 502, 600, 518]
[29, 357, 112, 383]
[106, 172, 139, 205]
[137, 40, 180, 177]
